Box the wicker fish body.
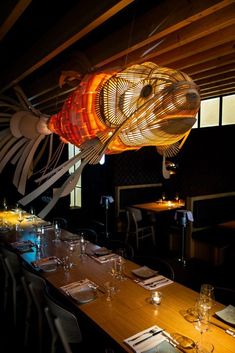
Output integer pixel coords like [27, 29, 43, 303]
[49, 61, 200, 157]
[0, 61, 200, 217]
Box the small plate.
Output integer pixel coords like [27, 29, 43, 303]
[94, 247, 112, 256]
[69, 286, 96, 303]
[132, 266, 158, 279]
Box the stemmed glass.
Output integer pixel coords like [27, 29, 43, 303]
[199, 284, 215, 313]
[193, 300, 214, 353]
[175, 192, 180, 203]
[53, 220, 61, 242]
[17, 210, 24, 231]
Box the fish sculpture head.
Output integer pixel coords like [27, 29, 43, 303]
[97, 62, 200, 157]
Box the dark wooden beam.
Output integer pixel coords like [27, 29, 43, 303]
[0, 0, 134, 93]
[0, 0, 31, 40]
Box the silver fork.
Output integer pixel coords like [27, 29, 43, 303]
[127, 328, 159, 342]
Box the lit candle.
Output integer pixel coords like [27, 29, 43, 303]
[151, 291, 162, 305]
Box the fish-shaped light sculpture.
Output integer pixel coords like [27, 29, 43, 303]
[0, 62, 200, 217]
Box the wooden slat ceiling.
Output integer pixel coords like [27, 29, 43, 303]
[0, 0, 234, 116]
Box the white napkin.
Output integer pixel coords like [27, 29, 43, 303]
[60, 278, 97, 293]
[215, 305, 235, 325]
[89, 253, 119, 263]
[124, 325, 166, 353]
[135, 275, 173, 290]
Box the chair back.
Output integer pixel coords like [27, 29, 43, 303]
[21, 264, 47, 353]
[44, 289, 82, 344]
[74, 228, 98, 244]
[126, 207, 142, 229]
[52, 217, 68, 229]
[214, 286, 235, 306]
[0, 247, 23, 326]
[134, 255, 175, 280]
[54, 317, 73, 353]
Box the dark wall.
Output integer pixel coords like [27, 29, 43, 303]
[1, 125, 234, 227]
[87, 125, 235, 200]
[78, 124, 235, 230]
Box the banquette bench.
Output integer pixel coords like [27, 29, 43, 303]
[185, 191, 235, 265]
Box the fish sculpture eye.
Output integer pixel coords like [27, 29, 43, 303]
[140, 84, 152, 98]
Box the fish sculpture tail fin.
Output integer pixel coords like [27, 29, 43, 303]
[0, 88, 56, 198]
[19, 137, 106, 217]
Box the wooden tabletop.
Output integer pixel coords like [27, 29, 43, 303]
[132, 200, 185, 213]
[1, 225, 234, 353]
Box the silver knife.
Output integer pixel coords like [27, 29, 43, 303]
[133, 329, 163, 346]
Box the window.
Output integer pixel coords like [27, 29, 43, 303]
[222, 94, 235, 125]
[200, 97, 220, 127]
[68, 144, 81, 207]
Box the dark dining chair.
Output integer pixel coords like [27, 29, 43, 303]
[21, 264, 48, 353]
[102, 238, 135, 260]
[0, 252, 10, 315]
[125, 207, 156, 250]
[133, 255, 175, 280]
[52, 217, 68, 229]
[0, 247, 24, 327]
[44, 288, 83, 353]
[214, 286, 235, 306]
[74, 227, 99, 244]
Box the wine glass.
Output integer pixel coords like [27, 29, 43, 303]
[17, 210, 24, 231]
[199, 284, 215, 314]
[193, 300, 214, 353]
[175, 192, 180, 203]
[53, 220, 61, 242]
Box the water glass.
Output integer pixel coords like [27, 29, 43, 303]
[115, 256, 126, 280]
[104, 281, 116, 302]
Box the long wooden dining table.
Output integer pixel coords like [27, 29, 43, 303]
[0, 217, 234, 353]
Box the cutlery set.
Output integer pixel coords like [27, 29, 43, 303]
[126, 327, 196, 352]
[134, 276, 171, 289]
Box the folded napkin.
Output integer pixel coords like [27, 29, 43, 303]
[32, 256, 61, 268]
[124, 325, 170, 353]
[89, 253, 119, 264]
[215, 305, 235, 326]
[61, 278, 97, 292]
[11, 240, 34, 252]
[135, 275, 173, 290]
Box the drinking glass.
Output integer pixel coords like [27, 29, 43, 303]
[79, 235, 89, 257]
[175, 192, 180, 202]
[199, 284, 215, 313]
[161, 192, 166, 202]
[17, 210, 24, 231]
[65, 240, 79, 267]
[193, 300, 214, 353]
[53, 220, 61, 242]
[104, 281, 116, 302]
[114, 256, 126, 280]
